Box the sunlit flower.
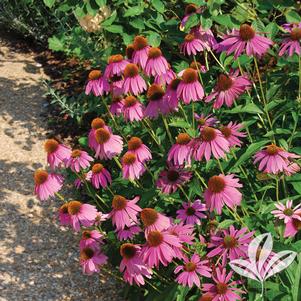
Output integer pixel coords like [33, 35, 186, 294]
[116, 224, 141, 241]
[127, 137, 152, 163]
[194, 113, 217, 130]
[175, 254, 211, 288]
[85, 70, 109, 96]
[109, 96, 124, 116]
[79, 230, 104, 249]
[217, 24, 273, 59]
[88, 117, 111, 151]
[206, 71, 251, 108]
[207, 226, 253, 264]
[80, 245, 107, 275]
[176, 200, 207, 225]
[193, 126, 229, 161]
[254, 144, 300, 174]
[90, 163, 111, 189]
[122, 96, 144, 122]
[123, 63, 147, 95]
[140, 208, 170, 233]
[204, 174, 242, 214]
[34, 169, 63, 201]
[44, 139, 71, 169]
[202, 267, 244, 301]
[109, 195, 141, 230]
[168, 133, 193, 166]
[154, 67, 176, 86]
[122, 152, 146, 180]
[145, 47, 169, 76]
[181, 33, 209, 55]
[164, 78, 181, 111]
[220, 122, 246, 147]
[132, 36, 151, 69]
[105, 54, 128, 77]
[177, 68, 204, 104]
[65, 149, 93, 172]
[272, 200, 301, 224]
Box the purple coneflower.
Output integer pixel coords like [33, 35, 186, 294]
[181, 32, 209, 55]
[85, 70, 110, 96]
[80, 245, 107, 275]
[90, 163, 111, 189]
[194, 113, 217, 130]
[220, 122, 246, 147]
[105, 54, 128, 77]
[140, 208, 170, 233]
[44, 139, 71, 169]
[109, 96, 124, 116]
[176, 200, 207, 225]
[279, 23, 301, 56]
[145, 47, 169, 76]
[122, 95, 144, 122]
[127, 137, 152, 163]
[132, 36, 150, 69]
[123, 63, 147, 95]
[168, 133, 193, 166]
[65, 149, 93, 173]
[122, 152, 146, 180]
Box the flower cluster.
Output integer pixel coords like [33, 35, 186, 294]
[33, 3, 301, 299]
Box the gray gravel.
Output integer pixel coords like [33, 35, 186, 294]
[0, 38, 124, 301]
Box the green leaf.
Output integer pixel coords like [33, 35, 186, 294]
[183, 14, 199, 31]
[292, 253, 301, 301]
[95, 0, 106, 7]
[78, 137, 88, 147]
[104, 25, 123, 33]
[124, 6, 144, 17]
[218, 219, 235, 229]
[287, 174, 301, 194]
[213, 15, 235, 27]
[43, 0, 55, 8]
[101, 10, 117, 26]
[226, 103, 263, 114]
[152, 0, 165, 13]
[48, 36, 65, 51]
[232, 140, 269, 169]
[130, 19, 145, 30]
[265, 22, 279, 40]
[285, 10, 301, 23]
[169, 119, 190, 129]
[147, 32, 161, 47]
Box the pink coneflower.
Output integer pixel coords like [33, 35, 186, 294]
[168, 133, 193, 165]
[65, 149, 93, 173]
[88, 118, 111, 151]
[145, 47, 169, 76]
[80, 245, 107, 275]
[180, 4, 203, 29]
[109, 195, 141, 230]
[193, 126, 230, 161]
[192, 26, 217, 50]
[90, 163, 111, 189]
[122, 152, 146, 180]
[181, 33, 209, 56]
[123, 95, 144, 122]
[110, 75, 124, 96]
[67, 200, 98, 231]
[154, 67, 176, 86]
[142, 230, 181, 268]
[178, 61, 207, 78]
[206, 71, 251, 109]
[164, 78, 181, 111]
[93, 212, 109, 226]
[132, 36, 151, 69]
[176, 200, 207, 225]
[120, 243, 152, 286]
[207, 226, 253, 264]
[123, 63, 147, 95]
[175, 254, 211, 288]
[59, 203, 70, 225]
[168, 223, 195, 259]
[202, 267, 244, 301]
[177, 68, 204, 104]
[34, 169, 63, 201]
[272, 200, 301, 224]
[127, 137, 152, 163]
[117, 224, 141, 241]
[279, 23, 301, 56]
[156, 163, 192, 194]
[284, 213, 301, 238]
[109, 96, 124, 116]
[220, 122, 246, 147]
[85, 70, 110, 96]
[74, 171, 92, 189]
[217, 24, 273, 59]
[284, 162, 301, 176]
[194, 113, 216, 129]
[80, 230, 104, 249]
[140, 208, 170, 233]
[126, 44, 134, 61]
[253, 144, 300, 174]
[94, 128, 123, 160]
[44, 139, 71, 169]
[144, 84, 169, 119]
[105, 54, 128, 77]
[204, 174, 242, 214]
[122, 95, 144, 122]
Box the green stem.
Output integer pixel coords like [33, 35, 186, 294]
[216, 158, 224, 175]
[194, 169, 207, 188]
[162, 115, 173, 144]
[208, 49, 227, 73]
[275, 178, 279, 202]
[55, 192, 65, 202]
[179, 103, 188, 122]
[178, 185, 190, 203]
[193, 55, 203, 85]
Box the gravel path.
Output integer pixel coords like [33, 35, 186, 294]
[0, 39, 123, 301]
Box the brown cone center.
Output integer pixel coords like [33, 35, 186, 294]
[176, 133, 191, 145]
[141, 208, 158, 226]
[290, 28, 301, 41]
[208, 176, 226, 193]
[88, 70, 102, 80]
[128, 137, 142, 150]
[186, 206, 196, 216]
[126, 44, 135, 59]
[80, 247, 94, 260]
[71, 149, 81, 158]
[223, 235, 238, 248]
[124, 63, 139, 78]
[124, 95, 137, 107]
[112, 195, 127, 210]
[221, 126, 232, 138]
[201, 127, 217, 142]
[217, 74, 233, 91]
[120, 243, 137, 259]
[147, 84, 165, 101]
[216, 283, 228, 295]
[95, 128, 111, 144]
[184, 261, 197, 272]
[133, 36, 148, 50]
[92, 163, 104, 174]
[44, 139, 59, 154]
[108, 54, 123, 64]
[68, 201, 82, 215]
[170, 78, 181, 90]
[122, 153, 137, 165]
[34, 169, 48, 185]
[147, 230, 163, 247]
[167, 170, 180, 182]
[266, 144, 280, 155]
[182, 68, 198, 83]
[148, 47, 162, 59]
[185, 34, 195, 42]
[82, 230, 92, 239]
[91, 118, 105, 129]
[239, 24, 255, 41]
